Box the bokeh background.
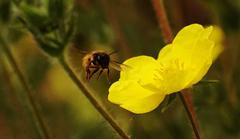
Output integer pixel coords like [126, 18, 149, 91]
[0, 0, 239, 139]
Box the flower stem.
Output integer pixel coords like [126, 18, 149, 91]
[0, 37, 50, 139]
[58, 55, 130, 139]
[151, 0, 201, 138]
[180, 89, 201, 139]
[151, 0, 173, 43]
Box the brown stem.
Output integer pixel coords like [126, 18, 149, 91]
[180, 89, 201, 139]
[151, 0, 173, 43]
[58, 55, 130, 139]
[151, 0, 201, 138]
[0, 37, 50, 139]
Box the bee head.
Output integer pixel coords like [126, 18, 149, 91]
[93, 52, 110, 68]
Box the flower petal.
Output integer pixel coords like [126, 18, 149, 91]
[209, 26, 224, 60]
[120, 56, 162, 88]
[157, 44, 173, 63]
[173, 24, 204, 44]
[120, 93, 165, 114]
[108, 80, 155, 104]
[108, 80, 165, 114]
[171, 25, 213, 67]
[185, 39, 214, 86]
[120, 56, 157, 80]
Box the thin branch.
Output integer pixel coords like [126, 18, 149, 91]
[151, 0, 201, 139]
[151, 0, 173, 43]
[0, 37, 50, 139]
[180, 89, 201, 139]
[0, 53, 23, 119]
[0, 55, 16, 99]
[58, 55, 130, 139]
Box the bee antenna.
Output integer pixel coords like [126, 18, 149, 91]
[108, 50, 118, 55]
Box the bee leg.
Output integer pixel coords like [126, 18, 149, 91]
[107, 68, 111, 83]
[86, 68, 91, 80]
[97, 69, 104, 80]
[89, 68, 99, 80]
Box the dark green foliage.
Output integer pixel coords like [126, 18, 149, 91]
[48, 0, 65, 21]
[0, 0, 11, 24]
[15, 1, 75, 56]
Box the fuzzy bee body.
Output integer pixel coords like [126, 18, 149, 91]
[82, 51, 111, 80]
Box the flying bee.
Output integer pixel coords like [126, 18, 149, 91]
[82, 50, 125, 80]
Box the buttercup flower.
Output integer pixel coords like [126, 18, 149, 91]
[108, 24, 224, 114]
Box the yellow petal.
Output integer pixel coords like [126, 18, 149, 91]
[157, 44, 173, 63]
[108, 80, 165, 114]
[171, 25, 213, 67]
[120, 56, 162, 88]
[108, 80, 155, 104]
[120, 93, 165, 114]
[185, 39, 214, 86]
[173, 24, 209, 45]
[209, 26, 224, 60]
[120, 56, 157, 80]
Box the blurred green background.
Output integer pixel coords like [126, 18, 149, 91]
[0, 0, 239, 139]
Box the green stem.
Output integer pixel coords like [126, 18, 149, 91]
[151, 0, 201, 139]
[58, 55, 130, 139]
[0, 37, 50, 139]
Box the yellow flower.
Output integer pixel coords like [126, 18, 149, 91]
[108, 24, 224, 114]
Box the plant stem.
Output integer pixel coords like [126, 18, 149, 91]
[0, 52, 24, 125]
[151, 0, 173, 43]
[0, 37, 50, 139]
[58, 55, 130, 139]
[151, 0, 201, 138]
[180, 89, 201, 139]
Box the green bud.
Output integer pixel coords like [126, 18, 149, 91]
[48, 0, 65, 21]
[21, 5, 57, 34]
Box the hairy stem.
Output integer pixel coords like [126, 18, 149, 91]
[58, 55, 130, 139]
[151, 0, 201, 138]
[0, 37, 50, 139]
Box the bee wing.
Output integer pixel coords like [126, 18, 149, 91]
[67, 44, 88, 73]
[110, 60, 131, 71]
[108, 50, 118, 55]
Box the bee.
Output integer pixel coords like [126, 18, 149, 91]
[82, 50, 123, 80]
